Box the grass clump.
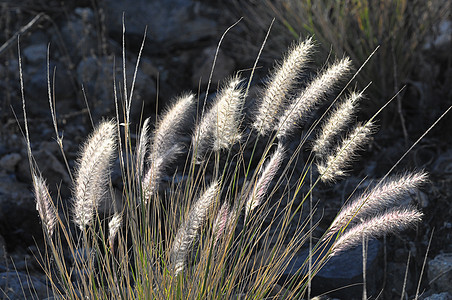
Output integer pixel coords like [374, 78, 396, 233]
[231, 0, 450, 137]
[21, 33, 428, 299]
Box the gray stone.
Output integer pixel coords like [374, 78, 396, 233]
[424, 20, 452, 52]
[76, 55, 156, 121]
[0, 153, 21, 172]
[418, 191, 430, 208]
[428, 253, 452, 294]
[385, 262, 413, 298]
[0, 271, 51, 299]
[191, 47, 236, 87]
[432, 149, 452, 174]
[6, 58, 19, 77]
[17, 147, 71, 198]
[104, 0, 218, 49]
[282, 239, 381, 298]
[0, 173, 42, 250]
[0, 234, 6, 262]
[424, 292, 452, 300]
[27, 67, 48, 104]
[22, 43, 48, 65]
[57, 7, 98, 62]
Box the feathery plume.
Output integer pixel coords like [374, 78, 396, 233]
[143, 144, 183, 202]
[213, 76, 244, 151]
[277, 58, 352, 139]
[73, 120, 116, 230]
[245, 145, 285, 219]
[330, 208, 423, 256]
[171, 181, 220, 275]
[108, 213, 122, 250]
[193, 76, 244, 160]
[253, 38, 314, 136]
[150, 94, 194, 161]
[212, 201, 230, 246]
[313, 91, 362, 157]
[33, 173, 57, 237]
[324, 172, 427, 240]
[143, 94, 194, 201]
[317, 121, 374, 182]
[136, 117, 150, 179]
[192, 108, 215, 162]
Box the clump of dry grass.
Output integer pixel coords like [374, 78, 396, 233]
[234, 0, 449, 98]
[21, 33, 427, 299]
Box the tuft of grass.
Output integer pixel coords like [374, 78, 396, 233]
[230, 0, 450, 132]
[20, 32, 429, 299]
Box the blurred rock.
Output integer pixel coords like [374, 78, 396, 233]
[0, 153, 21, 172]
[282, 239, 381, 299]
[424, 292, 452, 300]
[0, 271, 50, 299]
[192, 47, 236, 87]
[17, 146, 71, 199]
[417, 191, 430, 208]
[0, 234, 6, 262]
[0, 172, 41, 254]
[432, 149, 452, 174]
[385, 262, 413, 298]
[424, 20, 452, 54]
[58, 7, 98, 62]
[22, 43, 48, 65]
[77, 55, 156, 121]
[428, 253, 452, 294]
[104, 0, 218, 50]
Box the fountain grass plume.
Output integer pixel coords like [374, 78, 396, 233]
[253, 38, 314, 136]
[330, 207, 423, 256]
[108, 212, 122, 250]
[193, 76, 245, 161]
[245, 144, 285, 220]
[33, 173, 57, 237]
[313, 91, 363, 157]
[213, 76, 245, 151]
[73, 120, 116, 230]
[324, 172, 428, 240]
[317, 121, 375, 182]
[150, 93, 195, 160]
[136, 117, 150, 180]
[212, 201, 231, 245]
[276, 58, 352, 139]
[143, 93, 194, 201]
[171, 181, 220, 275]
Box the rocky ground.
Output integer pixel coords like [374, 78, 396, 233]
[0, 1, 451, 299]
